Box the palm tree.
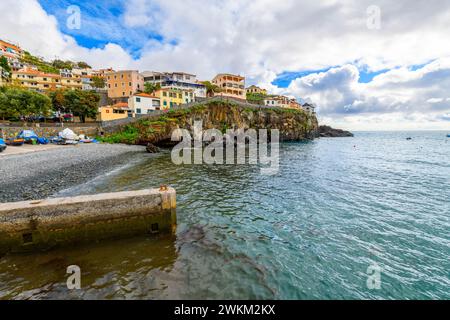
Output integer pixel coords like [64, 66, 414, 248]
[202, 81, 222, 97]
[144, 83, 161, 95]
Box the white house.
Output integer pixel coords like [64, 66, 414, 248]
[128, 93, 161, 115]
[264, 95, 291, 108]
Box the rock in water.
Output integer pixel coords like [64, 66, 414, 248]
[318, 125, 354, 137]
[146, 143, 160, 153]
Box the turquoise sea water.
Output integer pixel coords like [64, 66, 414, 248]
[0, 131, 449, 299]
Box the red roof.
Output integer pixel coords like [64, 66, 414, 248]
[134, 92, 158, 98]
[112, 102, 129, 109]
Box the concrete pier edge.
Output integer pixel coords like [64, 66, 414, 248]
[0, 188, 177, 254]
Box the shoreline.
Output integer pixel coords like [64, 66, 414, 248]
[0, 144, 146, 203]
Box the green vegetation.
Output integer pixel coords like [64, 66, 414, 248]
[0, 86, 51, 121]
[91, 76, 106, 89]
[0, 56, 11, 75]
[144, 82, 161, 95]
[246, 92, 267, 104]
[20, 54, 92, 75]
[201, 81, 222, 97]
[49, 89, 100, 123]
[76, 61, 92, 69]
[20, 52, 60, 74]
[51, 59, 74, 70]
[98, 125, 140, 144]
[51, 59, 91, 71]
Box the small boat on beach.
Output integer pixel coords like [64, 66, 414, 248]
[0, 138, 6, 152]
[6, 138, 25, 146]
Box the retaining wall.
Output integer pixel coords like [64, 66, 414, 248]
[0, 188, 177, 254]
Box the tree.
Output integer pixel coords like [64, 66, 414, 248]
[63, 90, 99, 123]
[246, 92, 267, 105]
[77, 61, 91, 69]
[49, 89, 66, 111]
[0, 87, 51, 121]
[0, 56, 11, 74]
[51, 59, 73, 70]
[144, 82, 161, 95]
[202, 81, 221, 97]
[91, 76, 106, 89]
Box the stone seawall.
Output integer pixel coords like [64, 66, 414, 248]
[0, 188, 177, 254]
[0, 124, 100, 139]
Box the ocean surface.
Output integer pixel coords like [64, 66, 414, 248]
[0, 131, 449, 299]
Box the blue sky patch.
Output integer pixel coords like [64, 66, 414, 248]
[38, 0, 166, 59]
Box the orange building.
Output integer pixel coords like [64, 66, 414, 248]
[212, 73, 246, 100]
[0, 39, 23, 60]
[106, 70, 144, 102]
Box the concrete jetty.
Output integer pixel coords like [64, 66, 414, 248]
[0, 188, 177, 254]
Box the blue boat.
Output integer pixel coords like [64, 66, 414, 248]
[0, 138, 7, 153]
[447, 134, 450, 138]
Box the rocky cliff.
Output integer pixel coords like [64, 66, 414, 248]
[101, 100, 319, 146]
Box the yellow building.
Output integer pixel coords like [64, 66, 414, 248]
[12, 67, 83, 92]
[98, 103, 133, 121]
[212, 73, 246, 100]
[246, 85, 267, 95]
[154, 87, 194, 111]
[60, 76, 83, 90]
[12, 68, 62, 91]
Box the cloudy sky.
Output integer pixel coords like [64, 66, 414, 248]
[1, 0, 450, 130]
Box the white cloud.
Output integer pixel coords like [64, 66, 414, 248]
[286, 59, 450, 130]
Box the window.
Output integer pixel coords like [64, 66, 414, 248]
[163, 101, 167, 106]
[129, 82, 132, 86]
[123, 92, 125, 96]
[115, 84, 118, 87]
[136, 108, 141, 114]
[178, 94, 182, 99]
[163, 92, 167, 97]
[136, 97, 141, 102]
[121, 74, 124, 79]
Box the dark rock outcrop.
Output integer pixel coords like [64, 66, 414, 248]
[146, 143, 160, 153]
[318, 125, 353, 137]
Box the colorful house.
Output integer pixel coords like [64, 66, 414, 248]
[264, 95, 291, 108]
[246, 85, 267, 95]
[98, 102, 133, 121]
[128, 93, 161, 115]
[154, 87, 195, 111]
[212, 73, 246, 100]
[106, 70, 144, 103]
